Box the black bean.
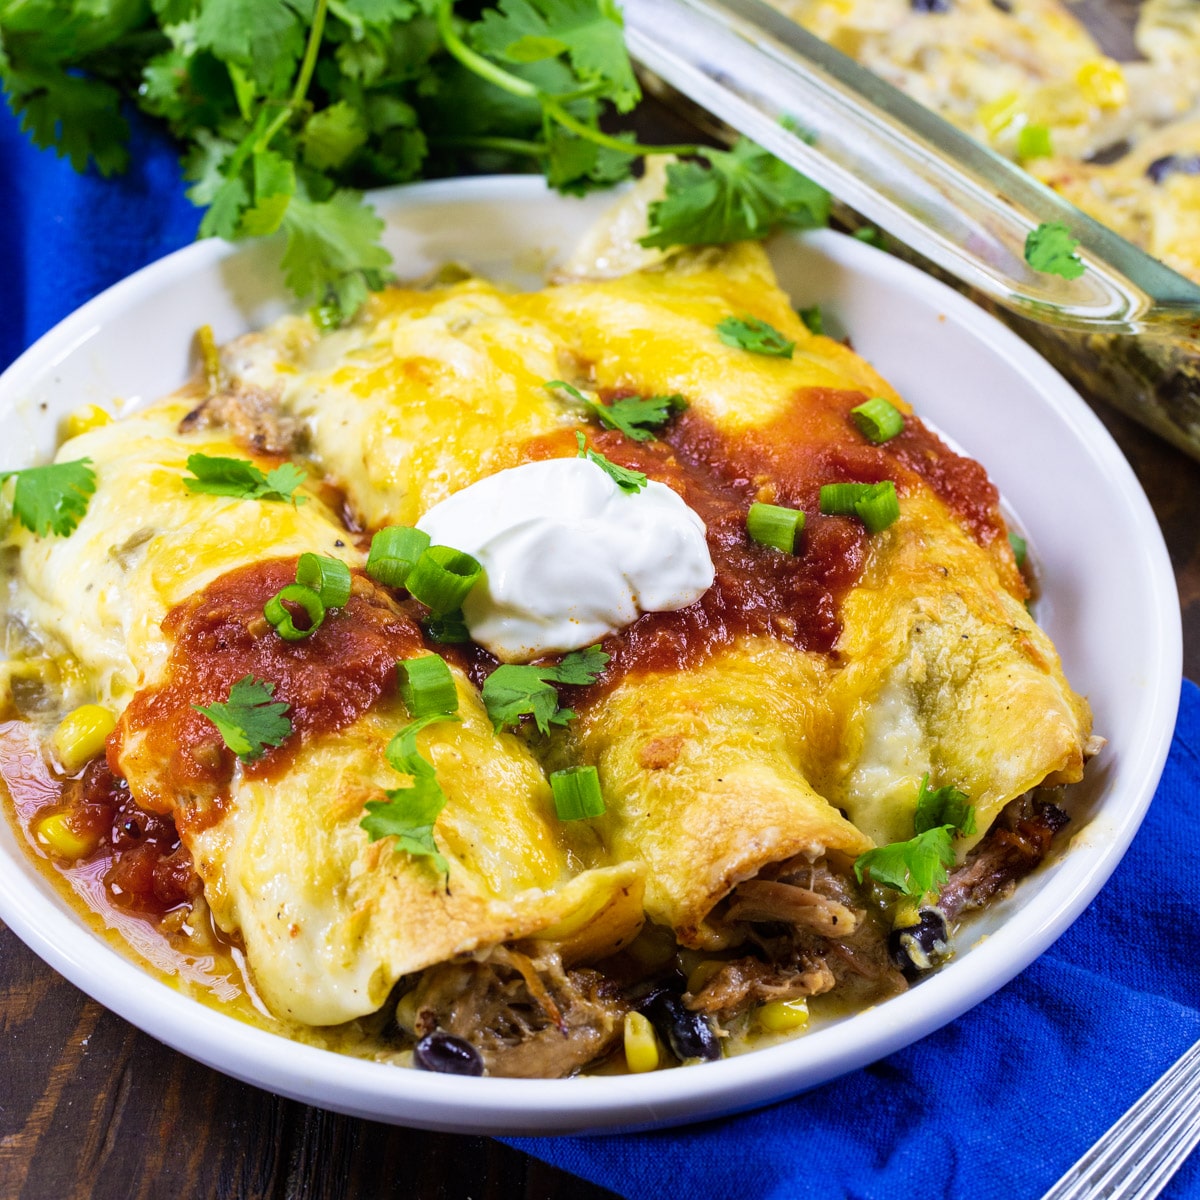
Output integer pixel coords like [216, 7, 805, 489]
[911, 0, 951, 12]
[990, 0, 1013, 11]
[1146, 154, 1200, 185]
[649, 994, 722, 1063]
[413, 1031, 485, 1076]
[888, 908, 949, 980]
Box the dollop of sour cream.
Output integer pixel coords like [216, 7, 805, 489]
[416, 457, 715, 662]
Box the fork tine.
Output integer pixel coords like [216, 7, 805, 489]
[1041, 1038, 1200, 1200]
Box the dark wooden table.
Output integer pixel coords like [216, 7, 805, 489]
[3, 192, 1200, 1199]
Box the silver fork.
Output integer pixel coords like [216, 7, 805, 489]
[1041, 1039, 1200, 1200]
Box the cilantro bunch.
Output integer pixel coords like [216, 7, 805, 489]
[0, 0, 831, 324]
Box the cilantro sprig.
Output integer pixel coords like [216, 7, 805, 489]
[193, 676, 293, 762]
[361, 712, 460, 877]
[482, 644, 609, 734]
[575, 432, 647, 493]
[1025, 221, 1085, 280]
[183, 454, 308, 505]
[854, 775, 976, 898]
[640, 139, 830, 248]
[546, 380, 686, 443]
[0, 459, 96, 538]
[0, 1, 830, 326]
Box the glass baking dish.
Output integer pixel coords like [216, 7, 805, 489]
[622, 0, 1200, 458]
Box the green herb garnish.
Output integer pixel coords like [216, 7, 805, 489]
[481, 644, 609, 733]
[575, 432, 647, 493]
[0, 459, 96, 537]
[855, 775, 974, 897]
[1025, 221, 1085, 280]
[546, 381, 686, 443]
[715, 315, 795, 359]
[361, 713, 460, 877]
[913, 773, 976, 837]
[0, 0, 829, 325]
[183, 454, 307, 505]
[853, 827, 957, 897]
[640, 139, 830, 248]
[193, 675, 292, 762]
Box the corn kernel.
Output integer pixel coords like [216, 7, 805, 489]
[624, 1011, 661, 1073]
[62, 405, 112, 440]
[686, 959, 724, 995]
[51, 704, 117, 774]
[35, 812, 98, 860]
[757, 999, 810, 1032]
[976, 91, 1022, 138]
[1076, 58, 1128, 110]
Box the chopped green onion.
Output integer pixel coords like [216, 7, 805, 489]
[819, 482, 873, 515]
[819, 480, 900, 533]
[855, 481, 900, 533]
[747, 502, 806, 553]
[798, 305, 824, 336]
[550, 765, 606, 821]
[264, 583, 326, 641]
[296, 553, 352, 608]
[407, 545, 483, 615]
[1017, 123, 1053, 162]
[398, 655, 459, 718]
[1008, 531, 1028, 568]
[423, 610, 471, 644]
[853, 226, 885, 249]
[367, 526, 430, 588]
[850, 397, 905, 444]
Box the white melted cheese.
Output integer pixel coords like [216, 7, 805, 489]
[415, 457, 715, 662]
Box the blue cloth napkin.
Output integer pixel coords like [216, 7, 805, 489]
[4, 100, 1197, 1200]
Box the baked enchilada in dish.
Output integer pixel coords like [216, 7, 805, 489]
[0, 195, 1097, 1079]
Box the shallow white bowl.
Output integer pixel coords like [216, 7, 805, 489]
[0, 176, 1181, 1134]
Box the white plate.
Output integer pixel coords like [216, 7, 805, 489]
[0, 176, 1181, 1135]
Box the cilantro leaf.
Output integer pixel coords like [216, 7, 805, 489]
[574, 432, 647, 493]
[716, 315, 795, 359]
[361, 712, 460, 876]
[854, 827, 956, 897]
[182, 453, 309, 504]
[481, 645, 609, 733]
[546, 381, 685, 442]
[544, 125, 634, 194]
[547, 644, 610, 685]
[0, 459, 96, 538]
[301, 100, 368, 170]
[193, 675, 293, 761]
[193, 0, 310, 92]
[2, 66, 130, 176]
[1025, 221, 1085, 280]
[641, 139, 830, 250]
[280, 190, 394, 321]
[472, 0, 639, 113]
[913, 773, 976, 837]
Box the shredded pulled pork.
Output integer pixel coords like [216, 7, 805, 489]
[404, 945, 627, 1078]
[939, 796, 1069, 920]
[179, 382, 297, 456]
[689, 856, 905, 1020]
